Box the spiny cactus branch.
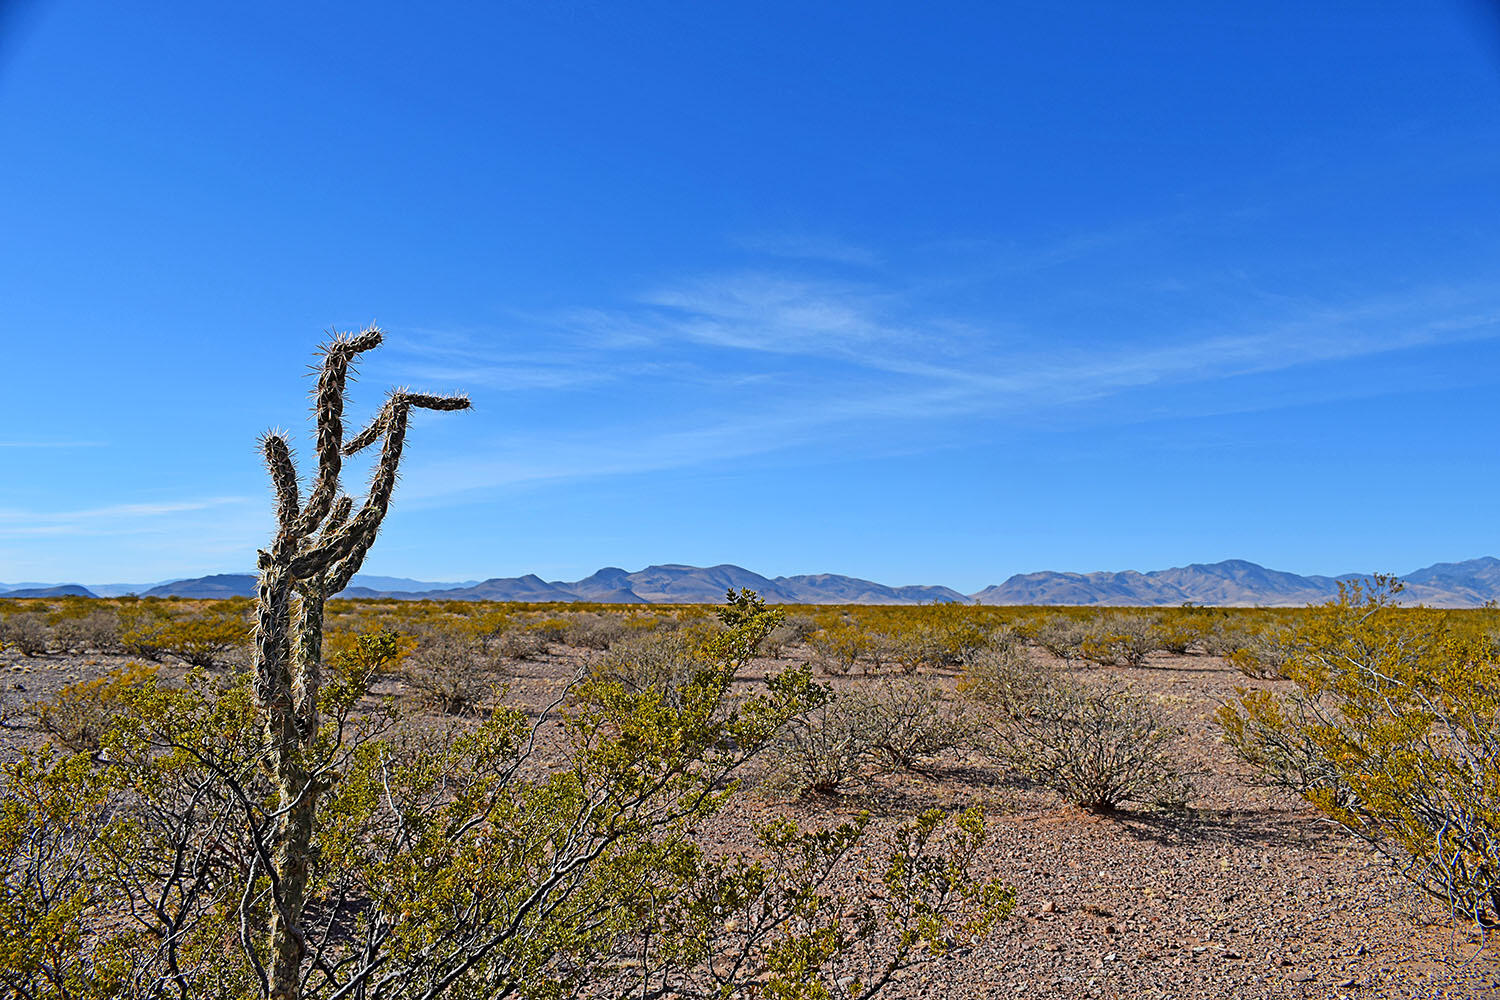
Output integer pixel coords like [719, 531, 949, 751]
[292, 327, 383, 538]
[343, 388, 470, 457]
[341, 410, 386, 457]
[261, 433, 301, 533]
[321, 495, 353, 537]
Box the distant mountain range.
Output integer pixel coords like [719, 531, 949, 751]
[4, 558, 1500, 607]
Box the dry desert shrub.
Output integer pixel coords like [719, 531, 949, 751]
[1032, 614, 1091, 661]
[881, 627, 947, 675]
[0, 612, 51, 656]
[846, 678, 967, 774]
[563, 612, 626, 651]
[988, 678, 1191, 812]
[52, 609, 122, 653]
[957, 631, 1047, 716]
[1199, 619, 1261, 659]
[495, 625, 546, 660]
[768, 693, 867, 797]
[589, 628, 705, 703]
[759, 613, 817, 657]
[770, 678, 968, 796]
[403, 630, 504, 714]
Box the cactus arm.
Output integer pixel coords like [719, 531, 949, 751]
[322, 495, 353, 535]
[261, 433, 302, 534]
[292, 327, 382, 537]
[324, 531, 375, 596]
[360, 390, 412, 526]
[340, 388, 469, 457]
[341, 407, 387, 457]
[359, 391, 471, 524]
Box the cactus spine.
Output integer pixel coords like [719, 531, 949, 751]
[253, 327, 468, 1000]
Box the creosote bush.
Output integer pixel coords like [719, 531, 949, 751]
[1150, 615, 1205, 655]
[1077, 612, 1162, 667]
[808, 622, 872, 676]
[34, 663, 160, 753]
[526, 616, 571, 645]
[117, 604, 175, 661]
[158, 601, 253, 667]
[1225, 629, 1292, 679]
[1218, 578, 1500, 928]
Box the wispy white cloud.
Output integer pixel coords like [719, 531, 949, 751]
[641, 273, 901, 355]
[400, 410, 836, 501]
[631, 268, 1500, 400]
[371, 237, 1500, 504]
[0, 496, 256, 537]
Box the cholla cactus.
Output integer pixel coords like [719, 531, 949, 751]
[253, 327, 467, 1000]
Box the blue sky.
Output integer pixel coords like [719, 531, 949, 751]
[2, 1, 1499, 592]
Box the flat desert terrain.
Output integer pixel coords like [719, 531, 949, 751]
[5, 603, 1500, 1000]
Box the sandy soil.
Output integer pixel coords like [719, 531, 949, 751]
[5, 641, 1500, 999]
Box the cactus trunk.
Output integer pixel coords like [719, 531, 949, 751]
[250, 328, 468, 1000]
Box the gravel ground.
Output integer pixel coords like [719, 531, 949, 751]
[5, 641, 1500, 999]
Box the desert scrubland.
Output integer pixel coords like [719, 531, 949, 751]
[4, 590, 1500, 998]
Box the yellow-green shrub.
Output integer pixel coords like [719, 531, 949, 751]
[1218, 578, 1500, 927]
[35, 664, 159, 752]
[1077, 612, 1162, 667]
[156, 603, 252, 667]
[117, 605, 175, 661]
[808, 622, 872, 675]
